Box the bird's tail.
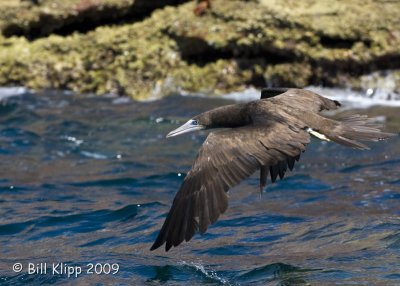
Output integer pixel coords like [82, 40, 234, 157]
[325, 115, 396, 150]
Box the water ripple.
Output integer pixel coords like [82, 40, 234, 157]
[0, 90, 399, 285]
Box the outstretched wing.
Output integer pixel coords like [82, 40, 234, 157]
[270, 88, 341, 112]
[151, 120, 310, 251]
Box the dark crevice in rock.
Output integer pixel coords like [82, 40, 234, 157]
[367, 53, 400, 71]
[246, 73, 267, 87]
[319, 35, 356, 49]
[310, 53, 400, 87]
[172, 35, 234, 66]
[169, 34, 294, 67]
[316, 53, 400, 76]
[169, 33, 400, 89]
[319, 35, 372, 49]
[2, 0, 189, 40]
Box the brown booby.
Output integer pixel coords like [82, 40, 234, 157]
[151, 88, 394, 251]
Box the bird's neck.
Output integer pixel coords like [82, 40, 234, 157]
[203, 103, 251, 128]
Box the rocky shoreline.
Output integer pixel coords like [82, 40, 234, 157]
[0, 0, 399, 100]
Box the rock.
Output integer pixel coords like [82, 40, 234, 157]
[0, 0, 399, 100]
[0, 0, 189, 39]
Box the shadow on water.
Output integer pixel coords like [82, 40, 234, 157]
[0, 89, 400, 285]
[145, 262, 317, 286]
[237, 263, 318, 286]
[146, 262, 232, 285]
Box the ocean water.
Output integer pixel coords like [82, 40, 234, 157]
[0, 89, 399, 285]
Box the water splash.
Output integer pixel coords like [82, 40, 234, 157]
[179, 261, 231, 285]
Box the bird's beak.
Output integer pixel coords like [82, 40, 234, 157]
[166, 120, 205, 138]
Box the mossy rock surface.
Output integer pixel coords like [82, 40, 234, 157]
[0, 0, 189, 39]
[0, 0, 399, 99]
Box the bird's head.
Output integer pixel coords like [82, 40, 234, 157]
[166, 104, 249, 138]
[166, 116, 207, 138]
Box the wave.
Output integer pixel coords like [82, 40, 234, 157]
[221, 86, 400, 107]
[2, 85, 399, 108]
[0, 203, 159, 237]
[0, 87, 29, 101]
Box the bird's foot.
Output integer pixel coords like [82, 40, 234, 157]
[259, 184, 265, 198]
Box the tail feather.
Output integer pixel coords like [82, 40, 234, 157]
[327, 115, 396, 150]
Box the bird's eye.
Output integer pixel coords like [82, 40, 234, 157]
[192, 120, 198, 125]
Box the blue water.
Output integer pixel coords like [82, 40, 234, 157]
[0, 90, 400, 285]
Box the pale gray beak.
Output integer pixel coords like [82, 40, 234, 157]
[166, 120, 205, 138]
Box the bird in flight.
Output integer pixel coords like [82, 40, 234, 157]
[150, 88, 394, 251]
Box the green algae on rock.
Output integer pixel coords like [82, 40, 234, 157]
[0, 0, 189, 39]
[0, 0, 399, 99]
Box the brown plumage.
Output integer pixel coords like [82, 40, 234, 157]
[150, 88, 395, 251]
